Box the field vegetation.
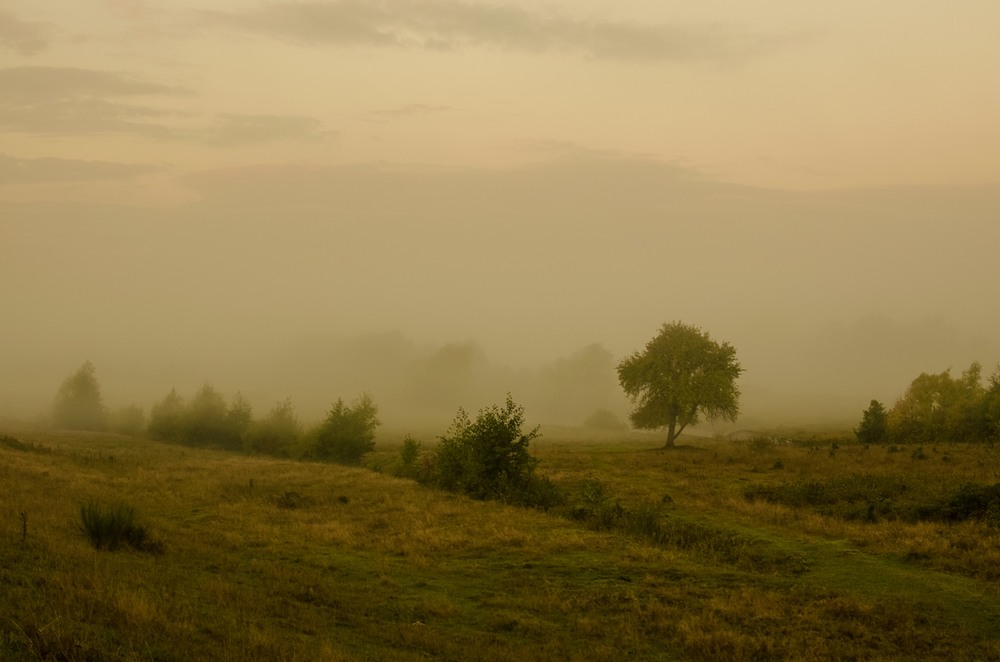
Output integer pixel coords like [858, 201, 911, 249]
[3, 424, 1000, 660]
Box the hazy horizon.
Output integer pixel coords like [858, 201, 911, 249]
[3, 2, 998, 434]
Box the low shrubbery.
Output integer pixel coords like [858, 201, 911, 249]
[744, 474, 1000, 526]
[917, 482, 1000, 525]
[567, 477, 807, 573]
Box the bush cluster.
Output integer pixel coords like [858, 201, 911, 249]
[146, 386, 380, 464]
[744, 474, 1000, 526]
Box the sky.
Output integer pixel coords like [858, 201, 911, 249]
[2, 1, 999, 429]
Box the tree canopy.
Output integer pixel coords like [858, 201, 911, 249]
[617, 322, 742, 448]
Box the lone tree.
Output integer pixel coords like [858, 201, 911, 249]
[53, 360, 108, 431]
[617, 322, 742, 448]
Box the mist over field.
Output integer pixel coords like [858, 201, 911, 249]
[2, 2, 999, 431]
[4, 166, 998, 430]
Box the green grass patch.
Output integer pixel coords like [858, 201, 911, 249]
[2, 428, 1000, 660]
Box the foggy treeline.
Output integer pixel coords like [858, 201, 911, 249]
[255, 332, 629, 431]
[15, 332, 632, 435]
[4, 314, 999, 436]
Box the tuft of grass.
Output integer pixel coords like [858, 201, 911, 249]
[79, 500, 162, 553]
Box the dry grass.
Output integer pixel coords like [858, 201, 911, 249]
[2, 425, 999, 660]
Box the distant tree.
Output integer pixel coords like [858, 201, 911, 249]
[312, 393, 380, 465]
[184, 383, 229, 447]
[429, 394, 559, 507]
[855, 400, 888, 444]
[52, 361, 108, 431]
[582, 408, 628, 431]
[223, 392, 254, 451]
[148, 388, 185, 441]
[617, 322, 743, 448]
[245, 398, 300, 457]
[535, 343, 621, 424]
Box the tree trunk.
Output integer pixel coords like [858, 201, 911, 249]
[664, 419, 677, 448]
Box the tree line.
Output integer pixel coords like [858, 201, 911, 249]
[51, 362, 380, 464]
[856, 362, 1000, 444]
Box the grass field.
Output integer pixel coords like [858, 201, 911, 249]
[2, 425, 1000, 660]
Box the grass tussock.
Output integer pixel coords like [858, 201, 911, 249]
[79, 500, 163, 553]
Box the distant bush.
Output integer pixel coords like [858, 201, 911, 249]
[311, 393, 380, 465]
[427, 395, 562, 509]
[79, 501, 162, 553]
[917, 482, 1000, 525]
[744, 474, 1000, 527]
[582, 408, 628, 431]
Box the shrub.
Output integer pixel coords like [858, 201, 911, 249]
[428, 394, 559, 507]
[917, 482, 1000, 525]
[311, 393, 380, 465]
[79, 501, 162, 553]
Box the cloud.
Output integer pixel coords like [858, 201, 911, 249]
[200, 1, 777, 62]
[365, 103, 456, 122]
[0, 66, 187, 136]
[0, 153, 162, 185]
[0, 67, 333, 145]
[198, 113, 336, 146]
[0, 66, 186, 104]
[0, 9, 52, 55]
